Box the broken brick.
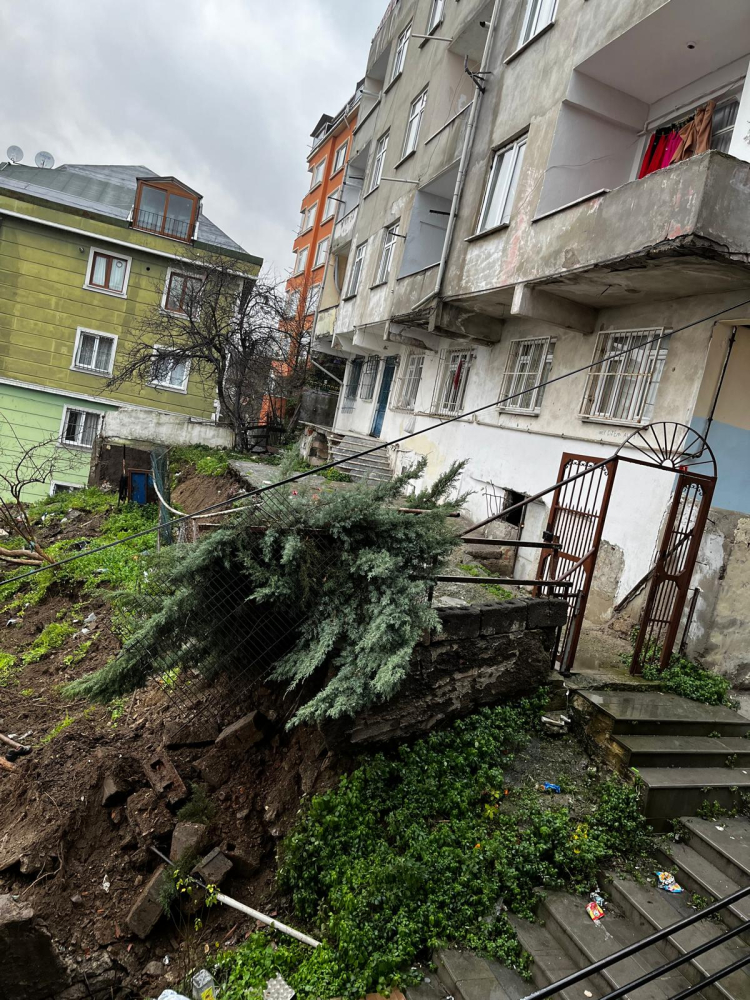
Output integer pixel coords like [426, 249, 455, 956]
[169, 822, 208, 863]
[215, 711, 270, 752]
[142, 752, 187, 806]
[193, 847, 232, 886]
[126, 866, 167, 939]
[162, 716, 219, 750]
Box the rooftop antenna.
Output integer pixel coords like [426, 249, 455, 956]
[34, 151, 54, 168]
[6, 146, 23, 163]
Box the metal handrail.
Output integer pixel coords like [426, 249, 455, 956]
[522, 883, 750, 1000]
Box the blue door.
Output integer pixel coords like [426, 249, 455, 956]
[130, 472, 153, 505]
[371, 356, 397, 438]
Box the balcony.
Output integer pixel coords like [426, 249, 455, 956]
[422, 103, 471, 186]
[332, 205, 359, 252]
[134, 209, 194, 242]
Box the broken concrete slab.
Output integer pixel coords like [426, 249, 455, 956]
[143, 752, 188, 806]
[215, 711, 270, 752]
[126, 788, 174, 841]
[170, 822, 208, 863]
[193, 847, 232, 886]
[162, 716, 219, 749]
[126, 865, 168, 939]
[195, 748, 233, 789]
[0, 894, 70, 1000]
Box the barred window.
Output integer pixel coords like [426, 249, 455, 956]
[499, 337, 555, 413]
[431, 348, 474, 416]
[394, 351, 424, 410]
[341, 357, 364, 411]
[359, 356, 380, 400]
[580, 328, 669, 425]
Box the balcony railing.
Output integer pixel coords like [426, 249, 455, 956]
[134, 210, 194, 242]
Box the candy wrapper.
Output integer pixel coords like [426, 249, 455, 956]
[586, 901, 605, 921]
[538, 782, 561, 793]
[655, 871, 684, 893]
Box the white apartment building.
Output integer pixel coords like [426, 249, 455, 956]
[312, 0, 750, 684]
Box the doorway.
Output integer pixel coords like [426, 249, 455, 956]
[371, 356, 398, 438]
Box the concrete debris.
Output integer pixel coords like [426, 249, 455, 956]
[126, 865, 168, 939]
[126, 788, 174, 841]
[143, 751, 188, 806]
[163, 716, 219, 749]
[215, 711, 270, 752]
[170, 822, 208, 862]
[193, 847, 232, 886]
[195, 748, 233, 789]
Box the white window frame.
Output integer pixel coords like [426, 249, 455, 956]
[285, 287, 301, 318]
[520, 0, 558, 46]
[369, 132, 389, 192]
[347, 242, 367, 296]
[359, 356, 380, 401]
[323, 193, 338, 221]
[431, 348, 475, 416]
[58, 406, 102, 450]
[161, 267, 204, 315]
[294, 246, 309, 275]
[499, 337, 556, 414]
[580, 328, 669, 426]
[332, 140, 348, 174]
[310, 158, 326, 189]
[476, 136, 527, 233]
[300, 203, 317, 234]
[402, 88, 428, 158]
[392, 23, 411, 80]
[314, 237, 329, 268]
[83, 246, 132, 298]
[306, 284, 321, 316]
[150, 345, 191, 394]
[376, 223, 399, 285]
[394, 351, 424, 411]
[71, 327, 118, 378]
[49, 480, 83, 496]
[427, 0, 445, 33]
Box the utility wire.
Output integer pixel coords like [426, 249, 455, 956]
[2, 294, 749, 590]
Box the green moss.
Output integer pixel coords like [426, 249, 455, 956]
[458, 563, 513, 601]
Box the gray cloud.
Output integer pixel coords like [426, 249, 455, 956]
[0, 0, 384, 279]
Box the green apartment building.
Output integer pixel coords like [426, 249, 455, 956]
[0, 162, 261, 499]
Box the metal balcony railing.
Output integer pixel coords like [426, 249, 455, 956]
[134, 209, 194, 242]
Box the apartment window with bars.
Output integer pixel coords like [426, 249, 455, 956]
[394, 351, 424, 410]
[392, 23, 411, 80]
[499, 337, 556, 413]
[580, 328, 669, 425]
[431, 348, 474, 416]
[347, 242, 367, 296]
[376, 223, 400, 284]
[359, 356, 380, 400]
[72, 329, 117, 376]
[402, 89, 428, 157]
[369, 132, 389, 192]
[341, 357, 364, 411]
[60, 407, 101, 449]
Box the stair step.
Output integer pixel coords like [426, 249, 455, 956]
[607, 877, 750, 1000]
[509, 915, 609, 1000]
[657, 841, 750, 933]
[575, 691, 750, 739]
[681, 817, 750, 886]
[638, 769, 750, 828]
[331, 454, 391, 470]
[433, 948, 523, 1000]
[615, 736, 750, 769]
[541, 892, 704, 1000]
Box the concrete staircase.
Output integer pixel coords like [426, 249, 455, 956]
[330, 432, 392, 483]
[573, 690, 750, 830]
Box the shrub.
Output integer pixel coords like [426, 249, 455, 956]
[642, 654, 731, 707]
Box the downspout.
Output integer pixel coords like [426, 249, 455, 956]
[414, 0, 502, 311]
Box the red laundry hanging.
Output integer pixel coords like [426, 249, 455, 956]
[661, 130, 682, 166]
[642, 133, 668, 177]
[638, 134, 657, 178]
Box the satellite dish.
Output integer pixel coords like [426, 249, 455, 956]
[35, 151, 54, 168]
[6, 146, 23, 163]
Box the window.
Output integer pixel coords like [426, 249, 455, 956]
[376, 223, 399, 284]
[310, 159, 326, 189]
[342, 357, 364, 411]
[300, 203, 317, 233]
[359, 357, 380, 400]
[477, 136, 527, 232]
[314, 238, 329, 268]
[369, 132, 389, 192]
[499, 338, 556, 413]
[72, 329, 117, 376]
[710, 99, 739, 154]
[323, 193, 338, 220]
[85, 249, 130, 295]
[306, 284, 321, 315]
[60, 407, 101, 449]
[50, 481, 82, 496]
[520, 0, 557, 45]
[580, 329, 669, 425]
[151, 346, 190, 392]
[427, 0, 445, 32]
[163, 270, 203, 315]
[431, 348, 474, 416]
[392, 23, 411, 80]
[295, 246, 309, 275]
[348, 242, 367, 296]
[333, 141, 348, 174]
[285, 287, 301, 318]
[395, 351, 424, 410]
[133, 180, 198, 242]
[402, 89, 428, 158]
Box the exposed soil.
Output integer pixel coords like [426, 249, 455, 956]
[171, 465, 242, 515]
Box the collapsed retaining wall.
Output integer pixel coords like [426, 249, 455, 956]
[333, 596, 568, 746]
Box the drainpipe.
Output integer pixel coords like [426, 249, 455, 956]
[413, 0, 502, 312]
[703, 324, 737, 443]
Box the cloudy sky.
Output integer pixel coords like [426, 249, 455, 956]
[0, 0, 385, 280]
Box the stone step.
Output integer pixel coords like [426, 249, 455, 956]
[656, 841, 750, 934]
[331, 465, 392, 483]
[681, 817, 750, 887]
[615, 736, 750, 770]
[607, 877, 750, 1000]
[540, 891, 705, 1000]
[330, 456, 392, 476]
[330, 453, 391, 471]
[638, 768, 750, 828]
[509, 914, 609, 1000]
[432, 948, 526, 1000]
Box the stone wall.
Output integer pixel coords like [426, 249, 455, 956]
[332, 597, 567, 747]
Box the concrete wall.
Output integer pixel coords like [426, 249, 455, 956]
[101, 407, 233, 450]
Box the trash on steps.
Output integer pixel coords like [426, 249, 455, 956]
[586, 900, 605, 920]
[655, 871, 683, 892]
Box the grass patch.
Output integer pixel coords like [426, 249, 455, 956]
[321, 467, 352, 483]
[458, 563, 514, 601]
[63, 634, 98, 667]
[40, 713, 74, 744]
[21, 621, 77, 665]
[0, 651, 18, 686]
[170, 444, 249, 478]
[642, 655, 731, 707]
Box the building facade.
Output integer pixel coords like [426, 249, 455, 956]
[313, 0, 750, 684]
[0, 162, 261, 499]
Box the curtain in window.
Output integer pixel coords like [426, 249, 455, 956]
[77, 334, 96, 368]
[109, 259, 125, 292]
[91, 255, 107, 286]
[81, 412, 99, 447]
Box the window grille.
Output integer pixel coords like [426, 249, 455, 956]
[341, 357, 363, 411]
[359, 356, 380, 400]
[430, 348, 474, 416]
[394, 351, 424, 410]
[580, 328, 669, 425]
[499, 337, 555, 412]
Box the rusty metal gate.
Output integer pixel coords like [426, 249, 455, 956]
[535, 454, 617, 672]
